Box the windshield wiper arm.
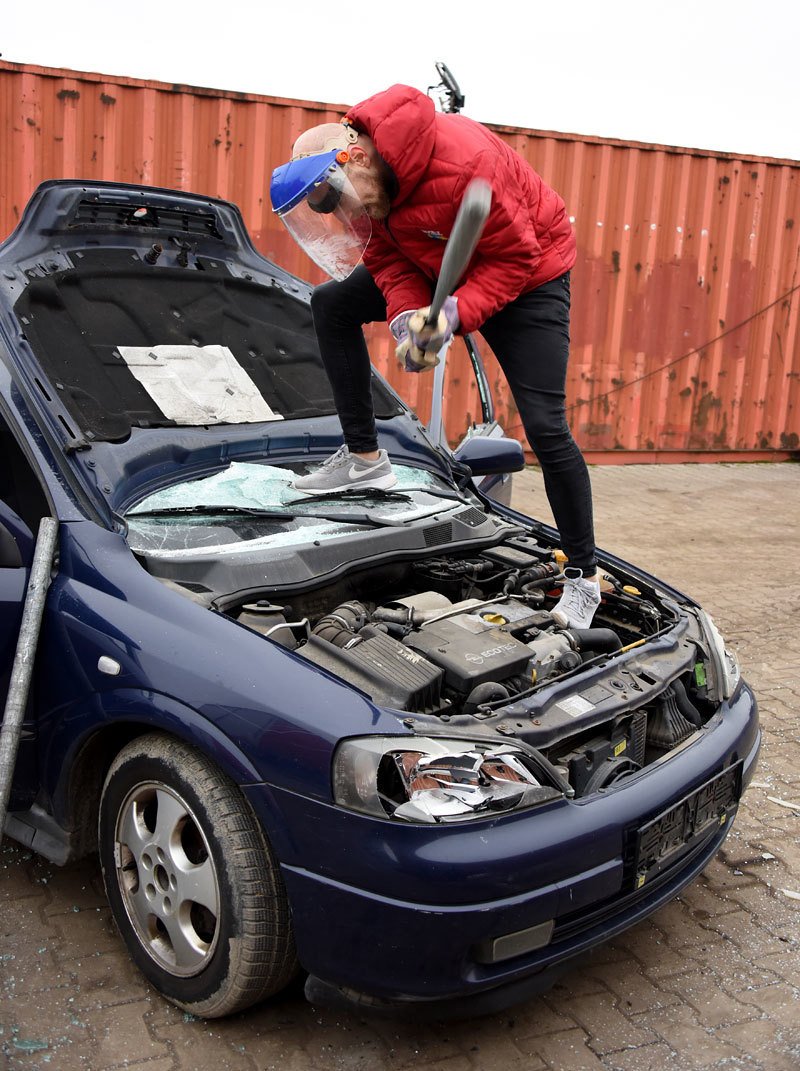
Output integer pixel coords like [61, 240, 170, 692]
[284, 488, 414, 505]
[127, 504, 399, 528]
[129, 505, 295, 519]
[284, 486, 471, 506]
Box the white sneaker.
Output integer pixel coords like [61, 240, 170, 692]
[292, 445, 397, 495]
[551, 567, 601, 629]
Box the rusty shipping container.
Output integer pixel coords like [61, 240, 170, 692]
[2, 59, 798, 462]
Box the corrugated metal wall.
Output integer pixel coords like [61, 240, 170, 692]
[2, 59, 798, 461]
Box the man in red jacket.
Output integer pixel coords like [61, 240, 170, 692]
[270, 84, 600, 628]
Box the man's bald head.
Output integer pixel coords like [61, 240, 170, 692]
[290, 122, 393, 220]
[292, 123, 358, 160]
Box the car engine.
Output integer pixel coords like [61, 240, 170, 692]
[213, 531, 714, 797]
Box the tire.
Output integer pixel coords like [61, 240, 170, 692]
[98, 732, 298, 1017]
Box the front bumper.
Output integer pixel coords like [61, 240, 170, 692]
[244, 682, 759, 1011]
[300, 812, 737, 1018]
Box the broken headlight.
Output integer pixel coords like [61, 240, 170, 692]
[695, 609, 741, 702]
[333, 736, 559, 823]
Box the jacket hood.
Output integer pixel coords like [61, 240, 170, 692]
[346, 85, 436, 207]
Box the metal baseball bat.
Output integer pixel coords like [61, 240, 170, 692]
[427, 178, 492, 325]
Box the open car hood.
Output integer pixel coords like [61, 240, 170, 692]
[0, 180, 443, 521]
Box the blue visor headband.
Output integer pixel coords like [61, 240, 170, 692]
[270, 150, 347, 214]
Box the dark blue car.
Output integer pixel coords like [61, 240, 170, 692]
[0, 180, 759, 1018]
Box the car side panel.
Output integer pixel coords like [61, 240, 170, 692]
[32, 521, 410, 821]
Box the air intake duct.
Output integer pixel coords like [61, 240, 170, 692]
[564, 628, 622, 654]
[646, 686, 696, 749]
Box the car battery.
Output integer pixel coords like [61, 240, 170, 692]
[481, 544, 546, 570]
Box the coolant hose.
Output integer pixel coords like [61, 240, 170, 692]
[372, 606, 412, 626]
[565, 628, 622, 653]
[521, 578, 558, 594]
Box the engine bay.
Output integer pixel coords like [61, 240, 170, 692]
[211, 530, 715, 799]
[126, 459, 720, 802]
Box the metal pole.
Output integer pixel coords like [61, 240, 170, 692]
[426, 340, 451, 448]
[0, 517, 59, 845]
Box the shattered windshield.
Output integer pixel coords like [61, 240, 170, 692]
[125, 462, 476, 556]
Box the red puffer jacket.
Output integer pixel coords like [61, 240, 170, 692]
[346, 85, 576, 334]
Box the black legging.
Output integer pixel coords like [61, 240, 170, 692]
[310, 266, 597, 575]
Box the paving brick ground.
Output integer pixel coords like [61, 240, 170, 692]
[1, 462, 798, 1071]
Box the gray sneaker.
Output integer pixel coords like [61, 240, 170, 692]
[292, 445, 397, 495]
[551, 567, 601, 628]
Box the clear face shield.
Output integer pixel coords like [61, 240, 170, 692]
[270, 151, 372, 281]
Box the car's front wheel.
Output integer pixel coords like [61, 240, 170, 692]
[98, 733, 297, 1017]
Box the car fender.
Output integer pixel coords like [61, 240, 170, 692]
[44, 687, 271, 832]
[37, 521, 411, 791]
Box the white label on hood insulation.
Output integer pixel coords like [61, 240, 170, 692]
[117, 345, 283, 425]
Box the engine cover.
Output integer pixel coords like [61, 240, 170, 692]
[404, 617, 532, 692]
